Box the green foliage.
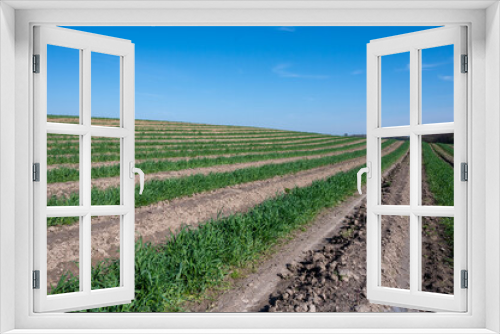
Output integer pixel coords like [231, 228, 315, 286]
[436, 142, 454, 156]
[422, 142, 454, 243]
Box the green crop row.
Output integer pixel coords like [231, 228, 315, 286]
[48, 133, 332, 143]
[47, 140, 366, 183]
[133, 128, 307, 135]
[47, 137, 359, 165]
[50, 135, 331, 148]
[436, 143, 454, 157]
[49, 140, 409, 311]
[46, 136, 338, 155]
[46, 140, 395, 226]
[47, 137, 342, 156]
[47, 132, 329, 143]
[422, 142, 454, 243]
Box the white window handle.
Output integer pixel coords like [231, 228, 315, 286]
[129, 162, 145, 195]
[357, 162, 371, 195]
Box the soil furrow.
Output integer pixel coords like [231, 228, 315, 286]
[46, 142, 402, 289]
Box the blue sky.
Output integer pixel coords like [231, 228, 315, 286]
[48, 26, 454, 135]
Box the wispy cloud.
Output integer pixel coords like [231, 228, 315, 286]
[351, 69, 364, 75]
[422, 61, 450, 70]
[438, 75, 453, 81]
[277, 26, 296, 32]
[395, 61, 451, 72]
[395, 63, 410, 72]
[272, 63, 329, 79]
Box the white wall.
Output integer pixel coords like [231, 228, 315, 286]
[486, 2, 500, 333]
[0, 2, 16, 333]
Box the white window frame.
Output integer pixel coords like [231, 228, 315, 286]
[366, 26, 467, 312]
[0, 1, 498, 333]
[33, 26, 136, 313]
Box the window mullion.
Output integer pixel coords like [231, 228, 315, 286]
[409, 47, 420, 294]
[81, 48, 92, 294]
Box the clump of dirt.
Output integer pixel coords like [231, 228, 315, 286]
[261, 204, 390, 312]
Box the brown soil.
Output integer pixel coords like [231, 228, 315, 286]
[47, 142, 368, 199]
[46, 139, 366, 170]
[46, 142, 401, 289]
[380, 153, 411, 289]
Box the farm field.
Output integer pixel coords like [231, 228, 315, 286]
[46, 115, 454, 312]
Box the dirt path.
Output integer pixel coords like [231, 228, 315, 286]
[205, 149, 410, 313]
[46, 142, 401, 289]
[430, 143, 454, 167]
[421, 158, 454, 294]
[47, 141, 368, 199]
[380, 153, 411, 289]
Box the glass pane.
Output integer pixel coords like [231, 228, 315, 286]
[91, 52, 121, 127]
[381, 137, 410, 205]
[421, 45, 454, 124]
[47, 45, 80, 124]
[381, 52, 410, 127]
[421, 134, 454, 206]
[380, 215, 410, 290]
[47, 216, 80, 295]
[91, 215, 121, 290]
[47, 133, 80, 207]
[422, 216, 454, 294]
[91, 137, 121, 206]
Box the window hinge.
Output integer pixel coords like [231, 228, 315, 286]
[33, 270, 40, 289]
[461, 162, 468, 181]
[33, 54, 40, 73]
[461, 54, 468, 73]
[461, 270, 468, 289]
[33, 163, 40, 182]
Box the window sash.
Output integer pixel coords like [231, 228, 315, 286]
[32, 25, 136, 313]
[366, 26, 467, 312]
